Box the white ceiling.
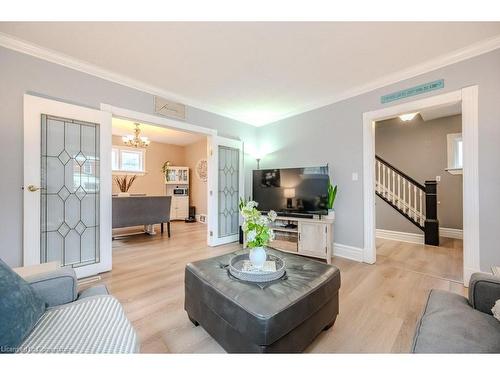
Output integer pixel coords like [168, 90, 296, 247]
[419, 102, 462, 122]
[112, 118, 204, 146]
[1, 22, 500, 126]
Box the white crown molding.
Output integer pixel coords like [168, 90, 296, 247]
[1, 31, 499, 127]
[261, 33, 500, 126]
[0, 32, 247, 126]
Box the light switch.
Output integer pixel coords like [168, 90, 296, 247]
[352, 172, 358, 181]
[436, 175, 441, 182]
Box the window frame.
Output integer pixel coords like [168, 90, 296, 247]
[446, 132, 463, 175]
[112, 145, 146, 175]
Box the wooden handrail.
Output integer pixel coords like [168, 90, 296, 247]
[375, 155, 425, 191]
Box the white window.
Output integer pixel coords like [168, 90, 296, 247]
[446, 133, 463, 175]
[112, 146, 146, 174]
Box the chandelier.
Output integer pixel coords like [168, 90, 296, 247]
[122, 123, 150, 148]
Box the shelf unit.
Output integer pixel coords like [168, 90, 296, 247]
[165, 166, 189, 220]
[245, 215, 334, 264]
[165, 166, 189, 184]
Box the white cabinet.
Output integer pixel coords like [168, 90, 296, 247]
[249, 215, 334, 264]
[298, 222, 328, 257]
[165, 166, 189, 220]
[170, 196, 189, 220]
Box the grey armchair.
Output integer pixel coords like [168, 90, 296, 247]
[412, 272, 500, 353]
[18, 268, 139, 353]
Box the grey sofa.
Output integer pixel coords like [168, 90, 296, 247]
[18, 268, 139, 353]
[412, 272, 500, 353]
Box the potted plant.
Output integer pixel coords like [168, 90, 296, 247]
[114, 175, 137, 197]
[326, 180, 337, 219]
[239, 198, 277, 269]
[161, 161, 171, 181]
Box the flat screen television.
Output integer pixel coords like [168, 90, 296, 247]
[252, 166, 330, 216]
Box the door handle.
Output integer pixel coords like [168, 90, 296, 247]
[27, 184, 42, 192]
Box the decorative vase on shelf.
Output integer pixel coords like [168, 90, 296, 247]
[249, 246, 267, 269]
[326, 209, 335, 220]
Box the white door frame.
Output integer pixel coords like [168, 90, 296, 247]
[24, 94, 112, 278]
[362, 86, 480, 285]
[99, 104, 242, 248]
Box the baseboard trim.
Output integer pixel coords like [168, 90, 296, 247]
[439, 227, 463, 239]
[333, 243, 364, 262]
[376, 229, 424, 244]
[376, 227, 464, 244]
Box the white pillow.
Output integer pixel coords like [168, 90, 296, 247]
[492, 299, 500, 321]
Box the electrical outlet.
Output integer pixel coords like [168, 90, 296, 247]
[352, 172, 358, 181]
[436, 175, 441, 182]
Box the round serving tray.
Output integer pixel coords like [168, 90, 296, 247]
[228, 253, 286, 283]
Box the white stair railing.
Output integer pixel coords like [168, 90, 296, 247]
[375, 157, 426, 227]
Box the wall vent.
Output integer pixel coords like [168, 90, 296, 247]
[154, 96, 186, 120]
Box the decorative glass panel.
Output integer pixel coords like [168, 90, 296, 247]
[41, 115, 100, 267]
[218, 146, 239, 237]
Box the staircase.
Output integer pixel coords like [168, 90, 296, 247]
[375, 155, 439, 246]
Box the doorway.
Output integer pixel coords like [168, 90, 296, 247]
[374, 105, 464, 282]
[100, 104, 244, 247]
[362, 87, 480, 285]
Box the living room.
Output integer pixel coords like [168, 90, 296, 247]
[1, 3, 500, 374]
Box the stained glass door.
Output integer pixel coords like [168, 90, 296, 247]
[24, 95, 111, 278]
[40, 115, 100, 268]
[208, 136, 244, 246]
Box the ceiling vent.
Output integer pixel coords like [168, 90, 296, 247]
[154, 96, 186, 120]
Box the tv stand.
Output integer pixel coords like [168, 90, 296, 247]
[277, 212, 314, 219]
[244, 215, 334, 264]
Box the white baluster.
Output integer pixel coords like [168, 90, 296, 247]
[382, 165, 386, 196]
[377, 161, 381, 193]
[392, 170, 396, 204]
[413, 185, 417, 221]
[403, 179, 406, 210]
[397, 175, 401, 209]
[419, 190, 423, 225]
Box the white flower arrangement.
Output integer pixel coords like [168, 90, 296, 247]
[239, 199, 276, 248]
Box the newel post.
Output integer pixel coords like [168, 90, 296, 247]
[424, 180, 439, 246]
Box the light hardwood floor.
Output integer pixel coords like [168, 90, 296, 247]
[93, 222, 465, 353]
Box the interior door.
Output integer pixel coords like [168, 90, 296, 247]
[208, 136, 244, 246]
[23, 94, 112, 278]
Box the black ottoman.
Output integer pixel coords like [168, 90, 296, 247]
[184, 249, 341, 353]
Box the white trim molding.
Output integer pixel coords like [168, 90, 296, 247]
[376, 229, 424, 245]
[1, 31, 499, 127]
[440, 227, 464, 240]
[363, 87, 480, 286]
[376, 228, 464, 244]
[100, 104, 217, 136]
[333, 243, 364, 262]
[461, 85, 481, 279]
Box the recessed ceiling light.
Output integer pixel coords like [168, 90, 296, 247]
[399, 113, 418, 122]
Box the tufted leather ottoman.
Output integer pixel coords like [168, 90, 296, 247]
[184, 249, 341, 353]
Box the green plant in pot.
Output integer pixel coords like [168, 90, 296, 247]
[327, 181, 337, 219]
[161, 161, 171, 180]
[239, 198, 277, 269]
